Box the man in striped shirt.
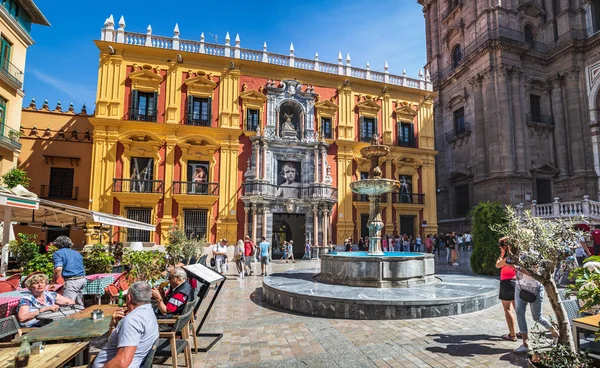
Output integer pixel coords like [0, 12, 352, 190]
[152, 267, 192, 319]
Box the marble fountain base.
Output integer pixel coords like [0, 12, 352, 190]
[262, 268, 499, 320]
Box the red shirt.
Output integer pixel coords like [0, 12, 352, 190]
[244, 240, 254, 256]
[500, 266, 516, 281]
[592, 230, 600, 245]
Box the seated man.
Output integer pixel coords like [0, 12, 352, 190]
[93, 282, 159, 368]
[151, 267, 192, 318]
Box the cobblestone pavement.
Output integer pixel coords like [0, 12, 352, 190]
[171, 250, 557, 368]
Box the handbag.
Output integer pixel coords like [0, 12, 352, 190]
[517, 272, 537, 303]
[210, 257, 216, 267]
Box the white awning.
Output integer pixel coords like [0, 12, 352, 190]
[92, 212, 155, 231]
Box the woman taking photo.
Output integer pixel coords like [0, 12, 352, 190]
[495, 237, 519, 341]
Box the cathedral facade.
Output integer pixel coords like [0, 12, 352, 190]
[420, 0, 600, 231]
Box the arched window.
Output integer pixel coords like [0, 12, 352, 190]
[524, 26, 535, 48]
[451, 45, 462, 69]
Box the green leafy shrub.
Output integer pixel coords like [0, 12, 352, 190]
[165, 226, 186, 266]
[23, 245, 57, 278]
[469, 201, 506, 275]
[2, 168, 30, 188]
[122, 249, 166, 284]
[9, 233, 38, 268]
[183, 238, 206, 265]
[83, 244, 115, 274]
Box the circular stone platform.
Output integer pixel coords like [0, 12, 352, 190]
[262, 269, 499, 320]
[319, 252, 438, 288]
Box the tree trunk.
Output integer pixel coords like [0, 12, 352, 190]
[542, 277, 576, 353]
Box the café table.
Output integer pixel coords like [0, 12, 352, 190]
[13, 304, 120, 344]
[83, 273, 121, 304]
[0, 296, 19, 318]
[0, 341, 89, 368]
[572, 313, 600, 352]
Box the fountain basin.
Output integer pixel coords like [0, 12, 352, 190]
[349, 179, 400, 196]
[318, 252, 438, 288]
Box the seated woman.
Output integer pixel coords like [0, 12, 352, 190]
[17, 272, 75, 327]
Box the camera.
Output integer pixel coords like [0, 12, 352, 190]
[505, 258, 514, 264]
[497, 241, 507, 247]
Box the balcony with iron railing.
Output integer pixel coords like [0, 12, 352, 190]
[445, 123, 471, 144]
[390, 192, 425, 205]
[113, 178, 164, 193]
[526, 113, 554, 127]
[127, 109, 157, 122]
[0, 125, 22, 150]
[184, 114, 211, 127]
[441, 0, 462, 21]
[172, 181, 219, 195]
[242, 182, 337, 201]
[40, 185, 79, 200]
[0, 58, 24, 90]
[397, 136, 416, 148]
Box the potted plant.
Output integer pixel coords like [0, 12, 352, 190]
[494, 207, 589, 366]
[83, 244, 115, 275]
[23, 244, 57, 278]
[122, 249, 166, 284]
[528, 322, 590, 368]
[9, 233, 38, 269]
[182, 238, 206, 265]
[165, 226, 186, 266]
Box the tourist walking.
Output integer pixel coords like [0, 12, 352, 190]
[52, 236, 86, 307]
[286, 240, 295, 263]
[425, 234, 433, 253]
[382, 237, 388, 252]
[450, 232, 459, 265]
[415, 235, 422, 252]
[458, 233, 465, 252]
[513, 266, 559, 354]
[445, 233, 452, 265]
[212, 239, 228, 274]
[234, 239, 245, 279]
[281, 241, 288, 261]
[258, 237, 271, 276]
[403, 235, 410, 252]
[358, 237, 365, 251]
[243, 235, 254, 276]
[303, 241, 311, 260]
[464, 231, 472, 251]
[495, 238, 519, 342]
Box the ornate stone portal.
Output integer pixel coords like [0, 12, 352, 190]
[242, 80, 336, 253]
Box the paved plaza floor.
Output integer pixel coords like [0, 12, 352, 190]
[171, 250, 556, 367]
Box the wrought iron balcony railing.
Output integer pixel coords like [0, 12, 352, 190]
[0, 125, 22, 149]
[242, 182, 337, 200]
[184, 114, 211, 127]
[172, 181, 219, 195]
[40, 185, 79, 200]
[445, 123, 471, 143]
[526, 113, 554, 126]
[128, 109, 158, 122]
[390, 192, 425, 204]
[113, 178, 164, 193]
[0, 58, 23, 89]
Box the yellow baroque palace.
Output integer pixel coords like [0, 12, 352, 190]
[89, 17, 438, 249]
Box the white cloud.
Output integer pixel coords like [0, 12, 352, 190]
[28, 68, 96, 105]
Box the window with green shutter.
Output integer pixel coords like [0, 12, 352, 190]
[246, 109, 259, 131]
[186, 96, 211, 126]
[129, 90, 157, 122]
[321, 117, 332, 139]
[360, 117, 376, 142]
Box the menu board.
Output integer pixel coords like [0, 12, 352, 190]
[184, 263, 225, 284]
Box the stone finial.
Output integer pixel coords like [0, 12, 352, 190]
[425, 69, 431, 81]
[225, 32, 230, 45]
[173, 23, 180, 37]
[419, 68, 424, 79]
[315, 52, 319, 61]
[68, 102, 75, 113]
[54, 100, 62, 112]
[235, 33, 240, 45]
[80, 103, 87, 115]
[366, 61, 370, 69]
[28, 97, 36, 109]
[384, 61, 389, 72]
[118, 16, 125, 29]
[105, 14, 114, 28]
[30, 125, 38, 136]
[200, 32, 205, 42]
[42, 99, 49, 110]
[71, 129, 78, 140]
[289, 42, 295, 55]
[58, 128, 65, 139]
[346, 53, 351, 64]
[43, 125, 52, 137]
[263, 41, 267, 51]
[147, 25, 152, 34]
[403, 69, 407, 76]
[338, 51, 343, 63]
[241, 83, 248, 92]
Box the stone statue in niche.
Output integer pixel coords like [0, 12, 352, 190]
[281, 112, 298, 140]
[324, 164, 333, 185]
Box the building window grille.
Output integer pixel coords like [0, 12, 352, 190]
[186, 96, 211, 126]
[452, 45, 462, 69]
[130, 91, 157, 122]
[247, 108, 259, 131]
[360, 117, 377, 142]
[453, 107, 465, 134]
[126, 207, 152, 242]
[397, 122, 415, 147]
[455, 184, 470, 217]
[321, 117, 332, 139]
[184, 209, 208, 240]
[48, 168, 75, 199]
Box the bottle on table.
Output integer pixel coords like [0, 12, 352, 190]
[118, 289, 124, 307]
[14, 336, 30, 367]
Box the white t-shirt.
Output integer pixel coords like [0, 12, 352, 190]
[465, 234, 472, 242]
[575, 237, 587, 257]
[213, 244, 227, 261]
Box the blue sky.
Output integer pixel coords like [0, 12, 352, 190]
[24, 0, 426, 111]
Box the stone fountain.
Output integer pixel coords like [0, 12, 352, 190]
[349, 133, 400, 255]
